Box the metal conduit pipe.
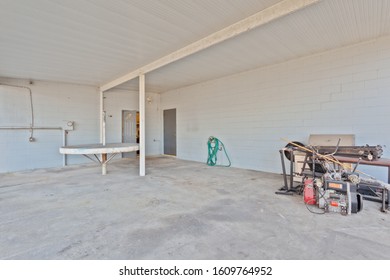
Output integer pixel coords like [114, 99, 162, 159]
[0, 126, 69, 166]
[0, 83, 35, 139]
[0, 127, 62, 130]
[1, 83, 71, 167]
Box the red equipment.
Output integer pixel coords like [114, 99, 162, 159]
[304, 179, 316, 205]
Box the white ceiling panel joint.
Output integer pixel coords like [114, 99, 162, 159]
[100, 0, 321, 92]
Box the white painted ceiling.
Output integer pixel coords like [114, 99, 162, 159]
[1, 0, 390, 93]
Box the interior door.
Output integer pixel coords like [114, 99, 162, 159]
[163, 108, 176, 156]
[122, 110, 137, 158]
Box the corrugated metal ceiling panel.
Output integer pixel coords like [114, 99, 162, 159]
[134, 0, 390, 92]
[1, 0, 390, 92]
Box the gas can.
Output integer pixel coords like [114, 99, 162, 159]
[304, 178, 316, 205]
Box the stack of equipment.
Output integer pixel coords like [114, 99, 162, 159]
[313, 145, 383, 161]
[278, 140, 389, 214]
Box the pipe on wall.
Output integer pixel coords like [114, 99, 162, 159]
[0, 126, 62, 130]
[0, 83, 35, 140]
[0, 126, 68, 166]
[1, 83, 72, 167]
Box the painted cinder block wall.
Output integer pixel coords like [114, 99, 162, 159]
[160, 35, 390, 181]
[0, 78, 100, 172]
[104, 89, 162, 156]
[2, 35, 390, 180]
[0, 78, 161, 173]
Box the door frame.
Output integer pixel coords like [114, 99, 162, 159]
[163, 108, 177, 156]
[121, 110, 139, 158]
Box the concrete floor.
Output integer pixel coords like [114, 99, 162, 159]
[1, 156, 390, 260]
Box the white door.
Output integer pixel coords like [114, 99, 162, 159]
[122, 110, 138, 158]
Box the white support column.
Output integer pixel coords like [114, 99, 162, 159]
[99, 89, 107, 175]
[139, 74, 146, 176]
[102, 111, 106, 146]
[99, 89, 104, 144]
[62, 129, 67, 166]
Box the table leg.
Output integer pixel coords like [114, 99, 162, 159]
[102, 153, 107, 175]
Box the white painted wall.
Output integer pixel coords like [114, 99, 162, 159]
[3, 35, 390, 181]
[0, 78, 161, 173]
[0, 78, 100, 172]
[104, 89, 162, 156]
[160, 35, 390, 181]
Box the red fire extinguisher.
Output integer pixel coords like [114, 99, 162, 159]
[304, 178, 316, 205]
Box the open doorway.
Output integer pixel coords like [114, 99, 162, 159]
[122, 110, 139, 158]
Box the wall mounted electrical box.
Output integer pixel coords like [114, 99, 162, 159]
[63, 120, 75, 131]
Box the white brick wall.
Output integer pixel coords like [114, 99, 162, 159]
[0, 78, 100, 172]
[3, 34, 390, 181]
[161, 35, 390, 181]
[104, 89, 162, 156]
[0, 79, 162, 173]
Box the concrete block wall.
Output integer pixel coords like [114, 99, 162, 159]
[0, 78, 100, 172]
[104, 89, 162, 156]
[0, 79, 162, 173]
[160, 35, 390, 181]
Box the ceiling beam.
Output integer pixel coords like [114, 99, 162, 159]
[100, 0, 321, 92]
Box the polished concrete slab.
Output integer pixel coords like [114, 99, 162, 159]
[0, 156, 389, 260]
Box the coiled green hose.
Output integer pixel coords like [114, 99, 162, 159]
[207, 136, 231, 167]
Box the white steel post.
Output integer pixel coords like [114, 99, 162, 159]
[99, 89, 107, 175]
[102, 111, 106, 146]
[99, 89, 104, 144]
[139, 74, 146, 176]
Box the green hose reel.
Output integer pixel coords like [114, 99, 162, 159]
[206, 136, 231, 167]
